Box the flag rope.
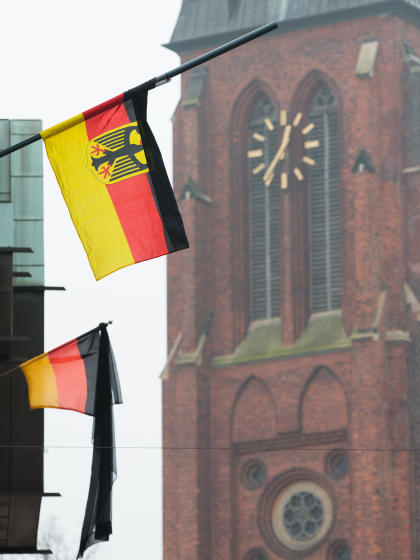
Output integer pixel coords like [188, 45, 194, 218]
[0, 444, 418, 453]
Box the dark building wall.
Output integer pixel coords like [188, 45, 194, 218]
[0, 120, 46, 552]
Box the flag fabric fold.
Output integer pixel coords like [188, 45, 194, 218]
[41, 81, 188, 280]
[21, 325, 102, 414]
[20, 324, 122, 558]
[77, 323, 122, 557]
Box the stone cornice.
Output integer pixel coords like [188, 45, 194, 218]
[234, 428, 348, 455]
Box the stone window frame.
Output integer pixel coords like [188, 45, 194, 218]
[288, 71, 344, 338]
[258, 468, 335, 559]
[247, 95, 281, 322]
[244, 548, 270, 560]
[230, 79, 281, 347]
[241, 458, 268, 490]
[328, 540, 351, 560]
[229, 72, 343, 349]
[324, 449, 349, 480]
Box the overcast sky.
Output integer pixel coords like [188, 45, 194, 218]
[1, 1, 183, 557]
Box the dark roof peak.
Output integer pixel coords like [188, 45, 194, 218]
[169, 0, 420, 51]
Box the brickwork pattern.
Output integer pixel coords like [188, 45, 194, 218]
[164, 12, 420, 560]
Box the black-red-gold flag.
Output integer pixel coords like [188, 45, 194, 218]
[18, 324, 122, 557]
[41, 81, 188, 280]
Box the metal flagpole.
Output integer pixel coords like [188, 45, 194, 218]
[0, 321, 113, 379]
[154, 20, 278, 85]
[0, 21, 278, 160]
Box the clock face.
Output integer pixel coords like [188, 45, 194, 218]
[247, 110, 319, 190]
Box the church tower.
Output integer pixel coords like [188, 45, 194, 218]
[163, 1, 420, 558]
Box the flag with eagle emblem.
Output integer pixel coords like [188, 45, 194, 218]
[41, 81, 188, 280]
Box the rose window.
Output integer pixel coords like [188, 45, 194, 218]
[268, 479, 333, 552]
[283, 491, 324, 541]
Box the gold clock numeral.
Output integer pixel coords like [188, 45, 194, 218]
[280, 110, 287, 126]
[303, 156, 315, 166]
[264, 117, 274, 131]
[293, 112, 303, 127]
[304, 140, 320, 149]
[294, 168, 304, 181]
[281, 172, 288, 190]
[248, 149, 263, 158]
[302, 123, 315, 135]
[252, 132, 265, 142]
[253, 163, 265, 175]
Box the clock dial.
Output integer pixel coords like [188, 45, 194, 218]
[247, 110, 318, 190]
[281, 172, 288, 190]
[294, 167, 304, 181]
[264, 117, 275, 131]
[293, 112, 303, 127]
[252, 163, 265, 175]
[248, 149, 263, 158]
[280, 110, 287, 126]
[303, 156, 315, 166]
[253, 132, 266, 142]
[305, 140, 320, 149]
[302, 123, 315, 135]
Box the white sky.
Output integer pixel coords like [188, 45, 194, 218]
[1, 1, 183, 558]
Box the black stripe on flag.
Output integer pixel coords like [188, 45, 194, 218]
[77, 328, 101, 416]
[124, 85, 189, 254]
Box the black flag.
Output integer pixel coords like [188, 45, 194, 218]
[78, 323, 122, 557]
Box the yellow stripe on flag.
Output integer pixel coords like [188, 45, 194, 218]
[41, 114, 85, 139]
[41, 118, 135, 279]
[21, 354, 59, 409]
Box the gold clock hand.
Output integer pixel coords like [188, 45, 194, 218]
[263, 125, 292, 183]
[264, 145, 287, 186]
[278, 124, 292, 158]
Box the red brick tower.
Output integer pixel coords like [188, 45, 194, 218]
[163, 2, 420, 558]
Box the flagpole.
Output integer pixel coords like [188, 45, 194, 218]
[0, 364, 21, 380]
[0, 321, 113, 379]
[0, 21, 278, 160]
[153, 20, 278, 86]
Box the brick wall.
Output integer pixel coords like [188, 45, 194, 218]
[164, 12, 420, 560]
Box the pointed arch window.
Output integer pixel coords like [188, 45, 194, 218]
[248, 96, 280, 321]
[306, 85, 341, 312]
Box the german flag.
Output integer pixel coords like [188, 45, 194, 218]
[15, 324, 123, 557]
[41, 81, 188, 280]
[20, 325, 118, 415]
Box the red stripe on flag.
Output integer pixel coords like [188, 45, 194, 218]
[106, 172, 168, 261]
[83, 93, 125, 132]
[83, 96, 168, 260]
[49, 339, 88, 413]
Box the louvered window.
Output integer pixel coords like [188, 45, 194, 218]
[307, 85, 341, 312]
[248, 97, 280, 321]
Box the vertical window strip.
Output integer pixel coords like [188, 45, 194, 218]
[323, 112, 332, 310]
[308, 86, 341, 313]
[248, 97, 280, 321]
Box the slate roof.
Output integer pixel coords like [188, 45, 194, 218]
[168, 0, 420, 51]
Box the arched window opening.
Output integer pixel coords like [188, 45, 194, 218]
[248, 96, 280, 321]
[307, 85, 341, 312]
